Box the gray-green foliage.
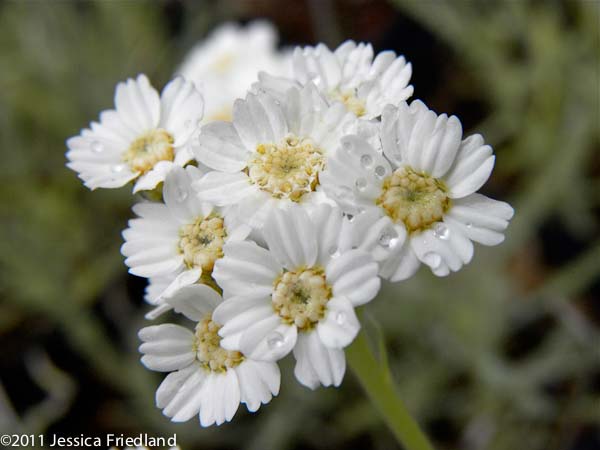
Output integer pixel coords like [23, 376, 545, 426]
[0, 1, 598, 449]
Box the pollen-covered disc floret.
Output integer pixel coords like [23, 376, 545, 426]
[376, 166, 450, 233]
[248, 134, 324, 201]
[194, 315, 244, 372]
[178, 214, 227, 271]
[272, 266, 331, 330]
[123, 129, 175, 174]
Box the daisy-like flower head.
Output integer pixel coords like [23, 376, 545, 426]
[176, 21, 288, 123]
[211, 204, 381, 389]
[121, 166, 251, 317]
[66, 74, 204, 193]
[192, 84, 357, 228]
[320, 100, 514, 281]
[257, 40, 413, 119]
[139, 284, 280, 426]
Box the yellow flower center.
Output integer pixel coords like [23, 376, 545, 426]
[194, 315, 244, 372]
[330, 89, 366, 117]
[376, 166, 451, 233]
[123, 129, 174, 174]
[272, 266, 331, 331]
[247, 134, 325, 202]
[178, 214, 227, 272]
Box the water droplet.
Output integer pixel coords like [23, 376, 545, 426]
[379, 227, 399, 248]
[374, 165, 387, 178]
[355, 177, 367, 191]
[360, 154, 373, 168]
[433, 223, 450, 240]
[176, 186, 188, 203]
[111, 164, 125, 173]
[335, 311, 346, 325]
[466, 222, 473, 229]
[267, 332, 284, 349]
[91, 140, 103, 153]
[342, 140, 353, 152]
[346, 213, 355, 222]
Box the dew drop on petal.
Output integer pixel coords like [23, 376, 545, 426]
[346, 213, 355, 222]
[335, 311, 346, 325]
[267, 332, 284, 349]
[374, 165, 387, 178]
[360, 154, 373, 168]
[433, 223, 450, 240]
[111, 164, 125, 173]
[379, 231, 392, 247]
[342, 140, 353, 152]
[91, 140, 103, 153]
[176, 186, 188, 203]
[466, 223, 473, 229]
[355, 177, 367, 191]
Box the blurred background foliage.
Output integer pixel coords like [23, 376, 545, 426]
[0, 1, 598, 449]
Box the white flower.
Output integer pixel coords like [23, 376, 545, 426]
[191, 84, 356, 228]
[66, 74, 204, 193]
[176, 21, 288, 123]
[121, 166, 250, 311]
[211, 205, 380, 389]
[139, 284, 280, 426]
[320, 100, 514, 280]
[257, 40, 412, 119]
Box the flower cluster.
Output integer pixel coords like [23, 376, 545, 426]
[66, 22, 513, 427]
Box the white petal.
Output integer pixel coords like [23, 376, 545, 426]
[193, 121, 249, 172]
[410, 222, 474, 275]
[241, 321, 297, 362]
[132, 160, 176, 193]
[218, 304, 275, 338]
[159, 365, 207, 422]
[444, 134, 495, 198]
[193, 171, 257, 206]
[308, 204, 345, 265]
[235, 359, 280, 412]
[263, 206, 318, 270]
[139, 324, 195, 372]
[199, 370, 240, 426]
[162, 364, 209, 422]
[213, 295, 271, 325]
[317, 296, 360, 348]
[114, 74, 160, 134]
[162, 165, 207, 222]
[293, 331, 346, 389]
[159, 76, 204, 146]
[326, 249, 381, 306]
[379, 240, 421, 281]
[213, 241, 281, 298]
[445, 193, 514, 245]
[166, 283, 222, 321]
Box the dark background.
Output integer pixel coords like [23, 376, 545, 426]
[0, 1, 598, 449]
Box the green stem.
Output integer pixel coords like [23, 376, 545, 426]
[346, 331, 435, 450]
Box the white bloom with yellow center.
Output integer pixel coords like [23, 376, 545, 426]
[211, 205, 380, 389]
[66, 74, 204, 193]
[121, 166, 250, 317]
[257, 40, 412, 119]
[320, 100, 514, 280]
[176, 21, 288, 123]
[191, 85, 356, 228]
[139, 284, 280, 426]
